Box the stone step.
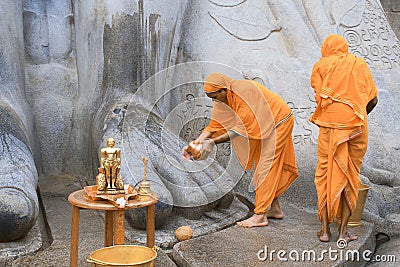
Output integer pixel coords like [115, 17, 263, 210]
[172, 203, 375, 267]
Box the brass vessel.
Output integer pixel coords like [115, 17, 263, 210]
[337, 184, 370, 227]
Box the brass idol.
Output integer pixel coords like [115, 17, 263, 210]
[97, 138, 124, 194]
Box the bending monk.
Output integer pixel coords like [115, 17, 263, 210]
[310, 34, 378, 243]
[182, 73, 298, 228]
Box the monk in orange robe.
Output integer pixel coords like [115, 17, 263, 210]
[182, 73, 298, 227]
[310, 34, 378, 243]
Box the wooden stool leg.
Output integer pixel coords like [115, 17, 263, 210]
[146, 204, 155, 247]
[114, 210, 125, 245]
[105, 210, 114, 246]
[70, 205, 80, 267]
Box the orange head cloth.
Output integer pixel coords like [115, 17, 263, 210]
[321, 34, 348, 57]
[204, 73, 233, 94]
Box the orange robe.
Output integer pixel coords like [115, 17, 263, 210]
[203, 73, 298, 214]
[310, 34, 378, 223]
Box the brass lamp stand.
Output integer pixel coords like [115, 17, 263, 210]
[138, 156, 152, 196]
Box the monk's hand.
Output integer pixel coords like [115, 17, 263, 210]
[198, 138, 215, 160]
[181, 145, 192, 162]
[181, 141, 202, 161]
[188, 141, 202, 160]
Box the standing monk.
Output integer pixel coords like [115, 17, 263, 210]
[182, 73, 298, 228]
[310, 34, 378, 243]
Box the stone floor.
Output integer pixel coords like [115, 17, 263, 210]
[1, 174, 398, 266]
[173, 207, 375, 267]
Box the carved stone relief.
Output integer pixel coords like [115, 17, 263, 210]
[340, 0, 400, 69]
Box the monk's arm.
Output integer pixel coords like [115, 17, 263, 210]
[210, 130, 238, 144]
[364, 62, 378, 115]
[195, 131, 212, 142]
[366, 96, 378, 114]
[310, 64, 322, 94]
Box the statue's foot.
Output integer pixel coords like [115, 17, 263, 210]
[237, 214, 268, 228]
[125, 182, 173, 229]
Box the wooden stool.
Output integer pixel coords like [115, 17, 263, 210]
[68, 189, 158, 267]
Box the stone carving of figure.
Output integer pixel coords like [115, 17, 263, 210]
[98, 138, 124, 193]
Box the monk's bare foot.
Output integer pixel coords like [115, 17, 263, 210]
[237, 214, 268, 228]
[338, 232, 358, 244]
[317, 230, 331, 242]
[266, 209, 284, 219]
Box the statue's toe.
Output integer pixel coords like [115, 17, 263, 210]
[126, 182, 173, 229]
[0, 188, 37, 241]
